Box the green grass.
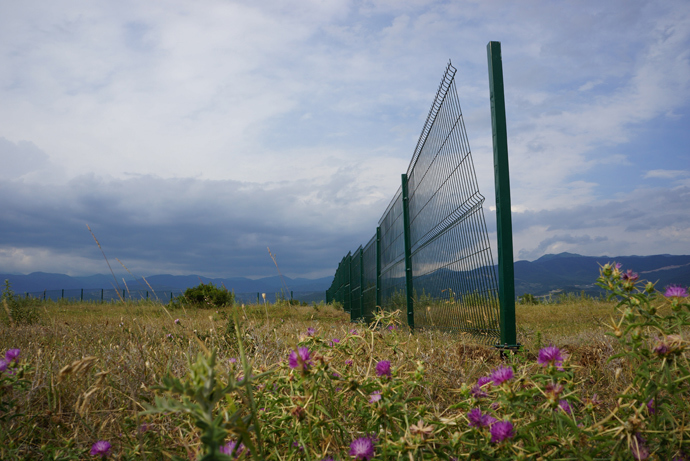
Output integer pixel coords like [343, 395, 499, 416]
[0, 288, 687, 460]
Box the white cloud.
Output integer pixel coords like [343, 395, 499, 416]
[0, 0, 688, 276]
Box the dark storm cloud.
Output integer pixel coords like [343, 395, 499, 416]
[0, 173, 384, 277]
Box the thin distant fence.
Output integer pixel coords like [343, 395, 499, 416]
[18, 289, 326, 305]
[326, 61, 501, 344]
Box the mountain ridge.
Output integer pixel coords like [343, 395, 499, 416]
[2, 252, 688, 297]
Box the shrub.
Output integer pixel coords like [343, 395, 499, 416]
[177, 282, 234, 309]
[1, 280, 41, 325]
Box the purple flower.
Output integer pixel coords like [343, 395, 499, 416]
[0, 358, 8, 373]
[329, 338, 340, 346]
[219, 440, 247, 457]
[229, 357, 238, 364]
[349, 436, 376, 460]
[646, 398, 656, 414]
[289, 347, 312, 371]
[387, 324, 396, 331]
[654, 342, 670, 356]
[622, 270, 639, 282]
[490, 366, 514, 385]
[174, 318, 180, 324]
[558, 400, 572, 414]
[375, 360, 391, 377]
[5, 349, 20, 363]
[665, 286, 689, 298]
[345, 359, 353, 367]
[490, 420, 514, 443]
[292, 441, 304, 452]
[467, 407, 496, 427]
[306, 327, 316, 336]
[350, 329, 358, 335]
[471, 376, 492, 398]
[614, 262, 622, 270]
[538, 346, 564, 370]
[369, 391, 382, 403]
[631, 433, 649, 460]
[90, 440, 112, 457]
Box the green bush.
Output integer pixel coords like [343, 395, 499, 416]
[2, 280, 41, 325]
[177, 282, 234, 309]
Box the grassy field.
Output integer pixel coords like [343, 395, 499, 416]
[0, 278, 688, 460]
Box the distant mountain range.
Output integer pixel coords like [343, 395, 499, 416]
[2, 252, 688, 299]
[0, 272, 333, 296]
[512, 252, 690, 296]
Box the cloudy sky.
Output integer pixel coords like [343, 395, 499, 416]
[1, 0, 689, 279]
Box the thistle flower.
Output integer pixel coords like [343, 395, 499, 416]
[345, 359, 354, 367]
[471, 376, 492, 398]
[5, 349, 20, 362]
[289, 347, 312, 371]
[0, 358, 8, 373]
[90, 440, 112, 457]
[349, 436, 376, 460]
[306, 327, 316, 336]
[490, 420, 514, 443]
[622, 270, 639, 282]
[558, 399, 572, 414]
[538, 346, 564, 370]
[490, 366, 514, 385]
[375, 360, 391, 377]
[664, 285, 688, 298]
[219, 440, 247, 457]
[630, 433, 649, 460]
[369, 391, 382, 403]
[467, 407, 496, 427]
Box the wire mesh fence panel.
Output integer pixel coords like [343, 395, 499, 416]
[327, 253, 351, 312]
[379, 190, 407, 311]
[405, 62, 499, 343]
[361, 234, 378, 323]
[349, 247, 363, 322]
[327, 61, 503, 344]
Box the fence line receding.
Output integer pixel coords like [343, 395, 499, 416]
[326, 61, 501, 343]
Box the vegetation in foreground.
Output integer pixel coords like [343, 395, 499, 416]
[1, 264, 688, 460]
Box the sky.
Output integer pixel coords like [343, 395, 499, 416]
[1, 0, 689, 279]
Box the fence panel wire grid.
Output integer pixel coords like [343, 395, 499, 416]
[327, 61, 500, 343]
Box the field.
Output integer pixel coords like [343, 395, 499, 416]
[1, 270, 689, 460]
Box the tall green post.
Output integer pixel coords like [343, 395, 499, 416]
[487, 41, 517, 348]
[401, 174, 415, 330]
[359, 248, 364, 321]
[375, 226, 381, 310]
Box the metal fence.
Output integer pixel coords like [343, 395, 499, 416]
[18, 289, 326, 305]
[326, 61, 502, 344]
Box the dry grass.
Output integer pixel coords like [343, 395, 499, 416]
[0, 297, 648, 457]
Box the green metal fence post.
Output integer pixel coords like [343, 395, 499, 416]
[401, 174, 415, 330]
[80, 288, 83, 302]
[487, 41, 518, 348]
[61, 289, 64, 300]
[376, 226, 381, 310]
[346, 252, 352, 318]
[101, 288, 104, 302]
[359, 248, 364, 321]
